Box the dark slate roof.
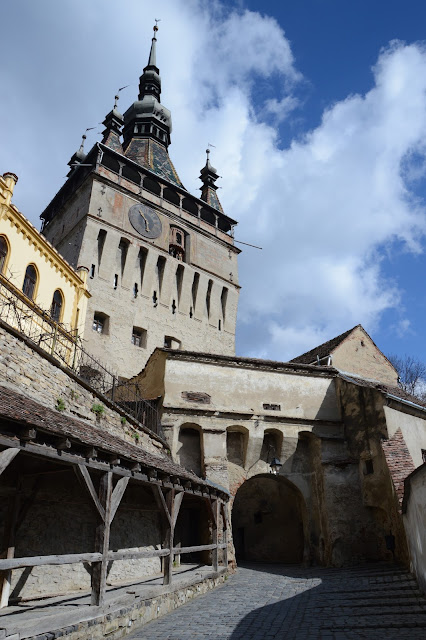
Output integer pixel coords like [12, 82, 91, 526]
[203, 185, 224, 214]
[290, 326, 360, 365]
[124, 138, 184, 188]
[0, 385, 223, 491]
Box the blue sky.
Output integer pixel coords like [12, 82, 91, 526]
[2, 0, 426, 364]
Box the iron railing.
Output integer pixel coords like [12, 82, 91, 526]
[0, 273, 162, 437]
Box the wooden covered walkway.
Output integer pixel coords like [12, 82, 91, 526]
[0, 386, 230, 616]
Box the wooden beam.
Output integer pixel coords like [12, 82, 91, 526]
[91, 471, 112, 606]
[163, 489, 175, 586]
[0, 448, 19, 477]
[173, 491, 184, 528]
[108, 548, 169, 561]
[0, 547, 176, 571]
[110, 476, 129, 523]
[0, 489, 20, 608]
[20, 428, 36, 441]
[0, 544, 225, 572]
[152, 485, 172, 526]
[74, 465, 106, 521]
[0, 552, 102, 571]
[57, 438, 71, 451]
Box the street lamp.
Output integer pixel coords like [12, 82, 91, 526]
[270, 458, 282, 474]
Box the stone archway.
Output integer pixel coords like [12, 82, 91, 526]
[232, 474, 305, 563]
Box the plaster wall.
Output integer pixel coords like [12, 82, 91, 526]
[403, 465, 426, 592]
[384, 406, 426, 467]
[332, 326, 398, 385]
[163, 358, 340, 421]
[0, 189, 89, 334]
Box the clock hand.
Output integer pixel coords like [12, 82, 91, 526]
[140, 211, 151, 232]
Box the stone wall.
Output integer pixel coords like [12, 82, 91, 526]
[0, 320, 177, 599]
[42, 172, 240, 380]
[0, 471, 162, 600]
[403, 464, 426, 593]
[0, 321, 165, 455]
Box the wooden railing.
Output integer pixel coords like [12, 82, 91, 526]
[0, 446, 230, 608]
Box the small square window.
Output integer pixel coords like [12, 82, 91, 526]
[131, 327, 147, 348]
[164, 336, 181, 350]
[92, 312, 109, 335]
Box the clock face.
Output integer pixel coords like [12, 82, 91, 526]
[128, 203, 162, 239]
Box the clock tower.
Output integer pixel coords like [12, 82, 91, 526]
[40, 27, 240, 380]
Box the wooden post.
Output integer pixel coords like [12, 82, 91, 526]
[211, 499, 220, 572]
[0, 490, 20, 608]
[153, 487, 184, 586]
[0, 448, 20, 478]
[91, 471, 112, 606]
[221, 502, 229, 569]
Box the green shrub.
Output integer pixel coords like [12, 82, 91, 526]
[56, 398, 66, 412]
[91, 403, 105, 417]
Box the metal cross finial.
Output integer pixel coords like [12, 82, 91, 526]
[154, 18, 161, 33]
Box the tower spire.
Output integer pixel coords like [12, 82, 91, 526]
[147, 22, 159, 67]
[123, 22, 174, 154]
[138, 23, 161, 102]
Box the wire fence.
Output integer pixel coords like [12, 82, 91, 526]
[0, 273, 162, 437]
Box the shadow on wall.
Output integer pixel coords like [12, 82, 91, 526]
[232, 475, 307, 564]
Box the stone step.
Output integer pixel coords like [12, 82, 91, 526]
[307, 597, 426, 609]
[322, 612, 426, 629]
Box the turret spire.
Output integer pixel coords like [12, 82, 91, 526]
[67, 133, 87, 176]
[101, 94, 124, 153]
[199, 148, 224, 213]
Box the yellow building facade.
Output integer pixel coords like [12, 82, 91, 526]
[0, 172, 90, 344]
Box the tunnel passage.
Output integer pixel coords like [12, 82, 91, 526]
[232, 474, 305, 564]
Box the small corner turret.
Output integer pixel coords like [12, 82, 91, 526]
[101, 94, 124, 153]
[199, 148, 224, 214]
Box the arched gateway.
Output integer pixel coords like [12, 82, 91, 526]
[232, 474, 306, 563]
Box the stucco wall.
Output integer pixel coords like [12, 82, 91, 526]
[0, 180, 89, 334]
[332, 326, 398, 385]
[384, 406, 426, 467]
[403, 465, 426, 593]
[163, 358, 340, 422]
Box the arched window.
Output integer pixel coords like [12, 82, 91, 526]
[22, 264, 37, 300]
[50, 289, 64, 322]
[0, 236, 9, 274]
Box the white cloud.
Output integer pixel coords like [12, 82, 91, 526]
[1, 2, 426, 361]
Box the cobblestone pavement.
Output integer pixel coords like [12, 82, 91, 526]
[128, 563, 426, 640]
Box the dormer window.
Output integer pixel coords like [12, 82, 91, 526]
[169, 226, 186, 262]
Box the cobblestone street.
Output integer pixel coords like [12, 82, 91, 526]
[128, 563, 426, 640]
